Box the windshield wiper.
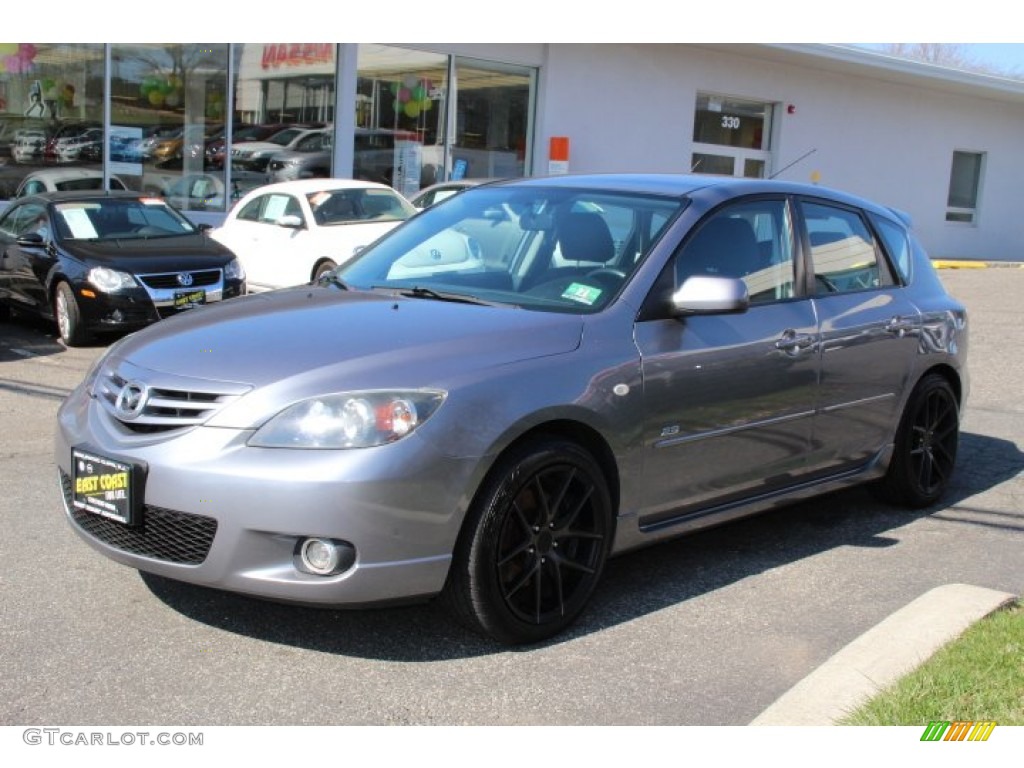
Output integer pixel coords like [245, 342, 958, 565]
[317, 273, 350, 290]
[398, 286, 504, 307]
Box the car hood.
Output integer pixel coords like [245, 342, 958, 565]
[63, 234, 237, 271]
[270, 149, 329, 163]
[105, 285, 585, 426]
[232, 140, 288, 155]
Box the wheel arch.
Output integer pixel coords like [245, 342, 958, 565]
[917, 362, 963, 408]
[310, 257, 337, 281]
[472, 418, 621, 525]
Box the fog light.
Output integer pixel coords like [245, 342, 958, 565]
[296, 537, 354, 576]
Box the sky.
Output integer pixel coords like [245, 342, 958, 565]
[854, 43, 1024, 78]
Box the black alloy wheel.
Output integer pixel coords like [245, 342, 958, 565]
[443, 437, 612, 645]
[876, 373, 960, 508]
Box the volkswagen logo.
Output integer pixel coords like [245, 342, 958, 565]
[177, 272, 194, 287]
[114, 380, 149, 420]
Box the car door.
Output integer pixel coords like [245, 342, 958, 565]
[0, 202, 54, 313]
[219, 192, 308, 291]
[634, 198, 821, 528]
[797, 198, 921, 473]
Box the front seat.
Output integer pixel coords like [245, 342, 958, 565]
[677, 216, 760, 283]
[557, 211, 615, 264]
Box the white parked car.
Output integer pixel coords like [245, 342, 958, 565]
[11, 129, 48, 163]
[14, 168, 128, 198]
[210, 179, 417, 293]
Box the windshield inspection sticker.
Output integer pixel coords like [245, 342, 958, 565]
[562, 283, 602, 305]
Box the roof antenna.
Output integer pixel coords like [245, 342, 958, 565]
[769, 148, 817, 179]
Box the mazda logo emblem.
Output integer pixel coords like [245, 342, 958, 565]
[177, 272, 194, 287]
[114, 381, 149, 420]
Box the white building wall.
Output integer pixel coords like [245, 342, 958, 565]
[534, 44, 1024, 261]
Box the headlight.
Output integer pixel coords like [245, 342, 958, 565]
[224, 258, 245, 281]
[87, 266, 138, 292]
[249, 390, 446, 449]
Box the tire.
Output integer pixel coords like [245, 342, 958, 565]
[442, 437, 613, 645]
[54, 281, 90, 347]
[874, 373, 959, 508]
[312, 260, 337, 281]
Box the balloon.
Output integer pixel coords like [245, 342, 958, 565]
[148, 89, 165, 106]
[42, 77, 55, 91]
[392, 99, 400, 113]
[4, 55, 24, 74]
[18, 43, 37, 60]
[389, 81, 400, 95]
[0, 44, 18, 57]
[140, 77, 158, 96]
[403, 101, 420, 118]
[420, 98, 432, 111]
[165, 92, 181, 108]
[413, 85, 425, 101]
[402, 74, 418, 89]
[397, 87, 411, 103]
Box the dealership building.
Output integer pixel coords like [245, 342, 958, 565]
[2, 42, 1023, 260]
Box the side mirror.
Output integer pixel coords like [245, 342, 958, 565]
[276, 214, 304, 229]
[671, 275, 749, 316]
[196, 223, 213, 233]
[16, 232, 46, 247]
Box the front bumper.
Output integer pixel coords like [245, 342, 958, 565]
[55, 386, 476, 607]
[74, 277, 245, 333]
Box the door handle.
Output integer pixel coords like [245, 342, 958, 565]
[886, 316, 915, 337]
[775, 330, 815, 354]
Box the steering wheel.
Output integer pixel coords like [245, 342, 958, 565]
[585, 268, 627, 283]
[815, 274, 839, 294]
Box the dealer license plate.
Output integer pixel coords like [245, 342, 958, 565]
[71, 449, 137, 525]
[174, 289, 206, 309]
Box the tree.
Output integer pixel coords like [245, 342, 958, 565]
[878, 43, 1023, 79]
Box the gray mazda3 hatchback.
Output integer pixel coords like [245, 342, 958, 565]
[56, 174, 968, 644]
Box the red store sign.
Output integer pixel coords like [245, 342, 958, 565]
[261, 44, 335, 70]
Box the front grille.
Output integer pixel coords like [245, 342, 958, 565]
[61, 470, 216, 565]
[94, 368, 248, 433]
[138, 269, 222, 290]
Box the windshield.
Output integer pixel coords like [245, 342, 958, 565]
[308, 187, 417, 226]
[338, 185, 684, 314]
[54, 198, 198, 241]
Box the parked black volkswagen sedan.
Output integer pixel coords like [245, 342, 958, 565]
[0, 191, 245, 345]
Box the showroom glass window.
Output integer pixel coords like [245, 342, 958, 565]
[451, 58, 532, 185]
[355, 47, 533, 200]
[0, 44, 104, 199]
[355, 45, 449, 198]
[946, 150, 984, 224]
[691, 93, 773, 179]
[110, 44, 230, 212]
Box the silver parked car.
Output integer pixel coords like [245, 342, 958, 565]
[56, 174, 968, 644]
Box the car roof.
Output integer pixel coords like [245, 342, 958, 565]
[22, 168, 105, 182]
[238, 178, 397, 196]
[490, 173, 899, 219]
[17, 190, 159, 205]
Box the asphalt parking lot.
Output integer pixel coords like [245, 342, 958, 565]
[1, 268, 1021, 726]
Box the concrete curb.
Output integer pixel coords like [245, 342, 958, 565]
[933, 259, 1024, 269]
[749, 583, 1018, 726]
